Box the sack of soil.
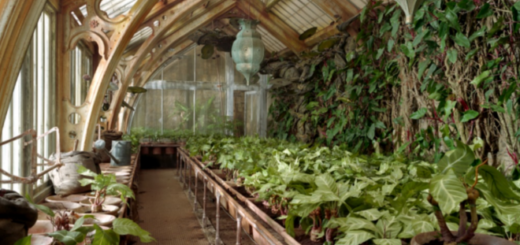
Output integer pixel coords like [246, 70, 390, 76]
[0, 189, 37, 245]
[48, 151, 101, 195]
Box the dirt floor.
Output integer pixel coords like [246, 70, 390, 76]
[134, 169, 209, 245]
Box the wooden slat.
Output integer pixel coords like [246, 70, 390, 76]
[237, 0, 308, 55]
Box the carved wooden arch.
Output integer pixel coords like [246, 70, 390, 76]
[87, 0, 128, 25]
[106, 0, 211, 129]
[57, 0, 158, 151]
[108, 0, 237, 130]
[67, 29, 110, 59]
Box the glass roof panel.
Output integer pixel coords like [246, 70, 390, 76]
[79, 0, 137, 19]
[271, 0, 336, 34]
[257, 25, 287, 53]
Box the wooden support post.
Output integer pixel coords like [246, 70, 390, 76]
[194, 170, 199, 212]
[216, 191, 221, 243]
[236, 212, 243, 245]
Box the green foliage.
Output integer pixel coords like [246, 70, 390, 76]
[78, 166, 134, 207]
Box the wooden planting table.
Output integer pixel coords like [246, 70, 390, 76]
[176, 147, 301, 245]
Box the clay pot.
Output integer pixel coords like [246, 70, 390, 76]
[411, 231, 516, 245]
[165, 147, 175, 155]
[73, 204, 119, 216]
[141, 146, 150, 154]
[152, 147, 162, 155]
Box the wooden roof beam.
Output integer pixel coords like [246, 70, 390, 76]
[237, 0, 308, 55]
[108, 0, 236, 129]
[266, 0, 282, 10]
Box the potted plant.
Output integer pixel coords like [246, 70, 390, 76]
[413, 142, 517, 245]
[23, 199, 155, 245]
[77, 166, 134, 214]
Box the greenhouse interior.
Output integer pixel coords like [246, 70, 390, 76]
[2, 0, 520, 244]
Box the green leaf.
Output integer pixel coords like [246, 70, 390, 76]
[412, 220, 435, 234]
[299, 27, 317, 40]
[336, 230, 374, 245]
[368, 124, 376, 140]
[461, 110, 479, 123]
[376, 48, 384, 60]
[445, 9, 461, 31]
[356, 209, 384, 221]
[470, 71, 491, 87]
[447, 49, 457, 64]
[465, 49, 478, 61]
[25, 194, 54, 217]
[113, 218, 155, 242]
[14, 236, 32, 245]
[387, 39, 395, 52]
[469, 27, 486, 42]
[458, 0, 475, 11]
[48, 231, 86, 245]
[201, 45, 214, 59]
[373, 239, 401, 245]
[477, 3, 493, 19]
[438, 142, 475, 177]
[430, 169, 468, 214]
[418, 59, 430, 80]
[410, 108, 427, 120]
[469, 165, 520, 202]
[400, 42, 415, 59]
[72, 215, 96, 232]
[92, 224, 120, 245]
[453, 32, 470, 48]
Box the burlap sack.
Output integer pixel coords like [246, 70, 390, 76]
[0, 189, 37, 245]
[48, 151, 101, 195]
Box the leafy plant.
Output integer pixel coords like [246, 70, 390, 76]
[427, 141, 520, 243]
[78, 166, 134, 213]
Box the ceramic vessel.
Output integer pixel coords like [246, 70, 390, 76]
[73, 204, 119, 216]
[81, 213, 116, 226]
[45, 194, 88, 203]
[80, 195, 122, 206]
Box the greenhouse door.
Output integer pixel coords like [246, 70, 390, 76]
[244, 91, 259, 136]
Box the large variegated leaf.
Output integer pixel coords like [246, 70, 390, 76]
[430, 169, 468, 214]
[466, 165, 520, 201]
[334, 217, 377, 233]
[336, 230, 374, 245]
[113, 218, 155, 242]
[412, 220, 435, 234]
[357, 209, 384, 221]
[398, 225, 416, 239]
[373, 239, 402, 245]
[315, 173, 338, 195]
[438, 142, 474, 177]
[47, 231, 86, 245]
[376, 214, 402, 239]
[478, 183, 520, 215]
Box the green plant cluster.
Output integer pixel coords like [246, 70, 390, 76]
[122, 127, 194, 152]
[268, 0, 520, 167]
[186, 135, 520, 244]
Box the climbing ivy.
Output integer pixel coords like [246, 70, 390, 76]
[267, 0, 520, 169]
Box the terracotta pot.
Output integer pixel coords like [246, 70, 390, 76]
[152, 147, 162, 155]
[141, 146, 150, 154]
[165, 147, 175, 155]
[411, 231, 516, 245]
[102, 130, 123, 151]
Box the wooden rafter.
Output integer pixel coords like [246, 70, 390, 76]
[118, 39, 194, 132]
[237, 0, 308, 55]
[78, 0, 157, 151]
[108, 0, 236, 129]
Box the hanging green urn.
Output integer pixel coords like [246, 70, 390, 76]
[231, 19, 265, 86]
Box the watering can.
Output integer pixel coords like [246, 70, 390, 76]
[93, 125, 131, 166]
